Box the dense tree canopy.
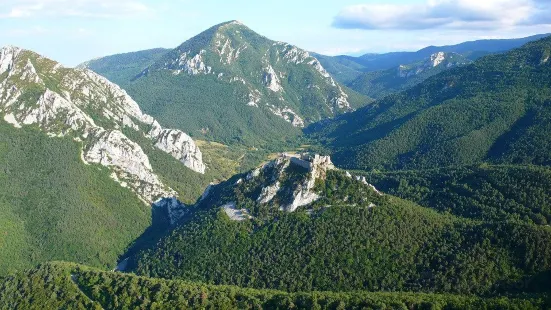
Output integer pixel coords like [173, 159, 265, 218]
[129, 171, 551, 295]
[307, 37, 551, 171]
[2, 262, 549, 310]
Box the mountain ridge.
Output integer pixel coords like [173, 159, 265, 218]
[125, 154, 551, 295]
[81, 21, 370, 147]
[315, 33, 551, 86]
[348, 51, 472, 99]
[307, 35, 551, 171]
[0, 45, 207, 203]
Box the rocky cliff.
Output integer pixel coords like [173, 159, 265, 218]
[0, 46, 205, 203]
[190, 153, 382, 224]
[397, 52, 470, 78]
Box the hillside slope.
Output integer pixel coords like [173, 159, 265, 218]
[349, 52, 471, 99]
[127, 155, 551, 295]
[363, 164, 551, 225]
[0, 46, 226, 274]
[307, 36, 551, 171]
[2, 262, 548, 310]
[83, 21, 369, 147]
[0, 121, 150, 275]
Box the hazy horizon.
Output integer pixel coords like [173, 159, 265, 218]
[2, 0, 551, 66]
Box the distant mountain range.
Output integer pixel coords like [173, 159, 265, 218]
[348, 52, 472, 99]
[307, 35, 551, 171]
[81, 27, 549, 149]
[316, 33, 550, 84]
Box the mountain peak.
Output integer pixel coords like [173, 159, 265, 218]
[218, 20, 245, 27]
[0, 45, 24, 53]
[430, 51, 446, 67]
[207, 20, 253, 37]
[0, 45, 24, 75]
[134, 21, 356, 134]
[1, 45, 23, 52]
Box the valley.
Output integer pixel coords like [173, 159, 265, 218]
[1, 16, 551, 310]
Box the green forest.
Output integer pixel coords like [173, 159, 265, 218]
[1, 262, 549, 310]
[129, 170, 551, 295]
[308, 36, 551, 171]
[363, 164, 551, 225]
[0, 121, 150, 275]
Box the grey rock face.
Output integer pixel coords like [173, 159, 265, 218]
[0, 46, 206, 203]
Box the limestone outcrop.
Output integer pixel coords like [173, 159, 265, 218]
[0, 46, 206, 203]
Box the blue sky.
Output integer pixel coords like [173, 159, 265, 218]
[2, 0, 551, 66]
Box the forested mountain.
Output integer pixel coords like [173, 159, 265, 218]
[0, 46, 239, 274]
[78, 48, 169, 84]
[1, 155, 550, 308]
[348, 52, 471, 99]
[0, 120, 150, 275]
[3, 262, 548, 310]
[364, 164, 551, 225]
[82, 21, 369, 148]
[317, 33, 550, 84]
[116, 154, 551, 296]
[307, 36, 551, 171]
[2, 18, 551, 310]
[0, 45, 210, 197]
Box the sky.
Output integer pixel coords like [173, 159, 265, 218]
[1, 0, 551, 66]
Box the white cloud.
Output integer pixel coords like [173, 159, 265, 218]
[0, 0, 151, 19]
[333, 0, 551, 30]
